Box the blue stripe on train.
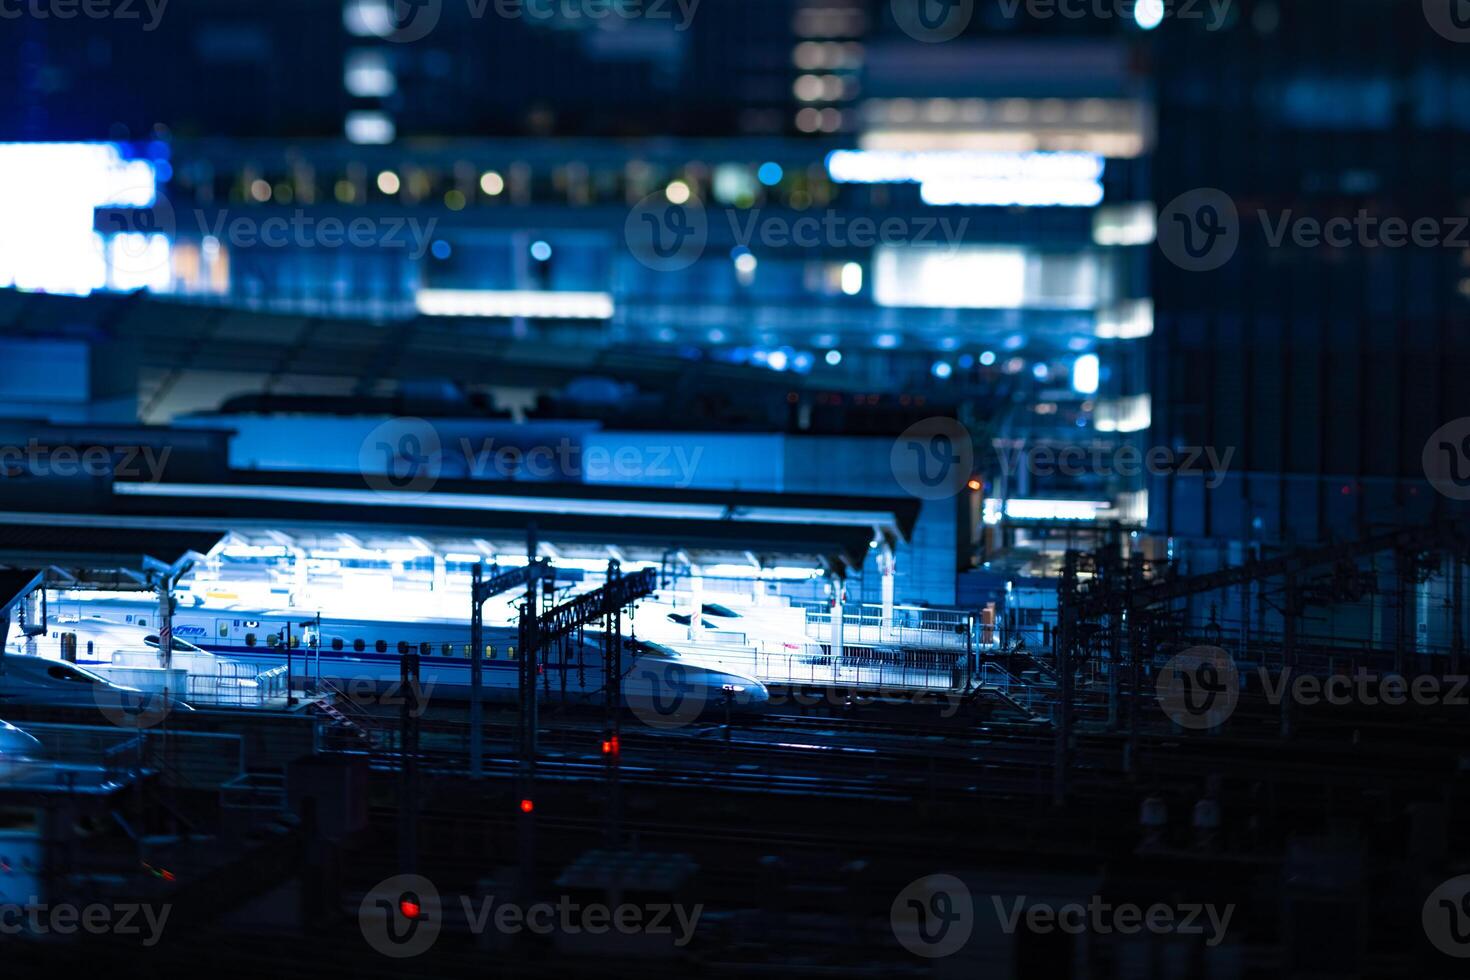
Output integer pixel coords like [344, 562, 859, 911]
[189, 642, 581, 672]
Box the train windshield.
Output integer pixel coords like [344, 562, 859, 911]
[667, 613, 719, 629]
[633, 641, 682, 660]
[702, 603, 740, 619]
[46, 663, 106, 684]
[144, 634, 207, 654]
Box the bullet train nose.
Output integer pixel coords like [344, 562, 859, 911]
[0, 719, 41, 759]
[715, 674, 770, 707]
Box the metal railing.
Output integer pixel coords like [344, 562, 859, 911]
[799, 601, 975, 651]
[752, 650, 963, 691]
[186, 661, 289, 707]
[674, 643, 965, 692]
[971, 662, 1043, 717]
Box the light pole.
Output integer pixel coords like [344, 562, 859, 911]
[284, 621, 296, 707]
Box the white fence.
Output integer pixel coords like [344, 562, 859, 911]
[674, 643, 964, 692]
[108, 648, 290, 708]
[187, 662, 290, 707]
[798, 602, 976, 652]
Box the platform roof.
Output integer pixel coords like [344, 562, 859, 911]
[4, 469, 917, 576]
[0, 522, 226, 578]
[0, 568, 43, 616]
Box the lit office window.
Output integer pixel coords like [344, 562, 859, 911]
[345, 111, 395, 145]
[343, 0, 394, 38]
[345, 50, 396, 97]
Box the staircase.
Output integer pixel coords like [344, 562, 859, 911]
[308, 688, 380, 750]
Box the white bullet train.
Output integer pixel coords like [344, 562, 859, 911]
[0, 717, 41, 763]
[0, 648, 172, 712]
[20, 596, 770, 712]
[628, 595, 819, 658]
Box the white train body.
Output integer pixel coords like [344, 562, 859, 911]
[629, 596, 817, 657]
[20, 595, 769, 711]
[0, 650, 158, 710]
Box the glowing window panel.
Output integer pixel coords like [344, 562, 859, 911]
[1072, 353, 1100, 395]
[345, 50, 396, 97]
[920, 177, 1103, 207]
[1092, 203, 1156, 246]
[828, 148, 1103, 181]
[0, 142, 160, 297]
[416, 289, 614, 320]
[1093, 394, 1151, 433]
[345, 111, 395, 145]
[1095, 299, 1154, 340]
[343, 0, 394, 37]
[998, 499, 1111, 521]
[827, 149, 1104, 208]
[874, 246, 1107, 311]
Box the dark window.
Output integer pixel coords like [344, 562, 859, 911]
[375, 640, 387, 653]
[332, 637, 344, 651]
[245, 633, 257, 647]
[354, 638, 366, 653]
[47, 665, 91, 683]
[144, 634, 202, 653]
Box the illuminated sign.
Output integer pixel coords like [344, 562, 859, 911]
[826, 149, 1105, 207]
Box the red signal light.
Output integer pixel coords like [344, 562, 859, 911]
[519, 798, 535, 814]
[399, 899, 422, 920]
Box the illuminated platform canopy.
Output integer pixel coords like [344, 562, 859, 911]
[6, 469, 917, 578]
